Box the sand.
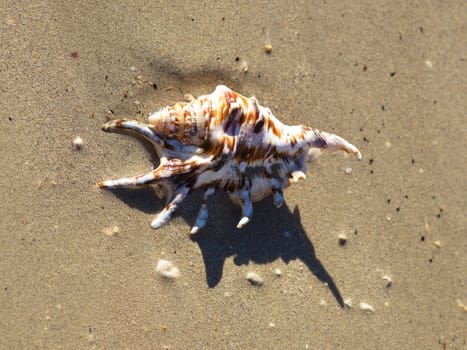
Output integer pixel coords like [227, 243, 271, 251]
[1, 1, 466, 349]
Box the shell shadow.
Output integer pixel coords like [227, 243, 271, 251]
[107, 187, 163, 214]
[186, 196, 345, 307]
[105, 185, 344, 307]
[98, 134, 344, 307]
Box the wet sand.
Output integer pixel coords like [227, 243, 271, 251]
[1, 1, 466, 349]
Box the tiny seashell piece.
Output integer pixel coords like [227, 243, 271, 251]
[102, 225, 120, 236]
[457, 299, 467, 312]
[273, 268, 282, 276]
[73, 136, 83, 150]
[359, 302, 375, 313]
[183, 93, 195, 102]
[156, 259, 180, 279]
[246, 272, 263, 286]
[240, 60, 249, 72]
[97, 85, 362, 232]
[338, 232, 348, 246]
[382, 274, 392, 287]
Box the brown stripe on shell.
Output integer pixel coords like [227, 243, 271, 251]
[266, 116, 282, 138]
[223, 104, 242, 135]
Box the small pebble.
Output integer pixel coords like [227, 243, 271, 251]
[268, 322, 275, 328]
[130, 66, 137, 72]
[319, 299, 328, 307]
[385, 141, 392, 148]
[72, 136, 83, 150]
[338, 233, 348, 246]
[425, 60, 433, 69]
[183, 93, 195, 102]
[273, 268, 282, 276]
[382, 274, 392, 287]
[345, 167, 353, 174]
[246, 272, 263, 286]
[156, 259, 180, 279]
[359, 302, 375, 313]
[264, 44, 272, 53]
[240, 60, 249, 72]
[432, 240, 441, 248]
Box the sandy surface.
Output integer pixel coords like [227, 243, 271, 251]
[1, 1, 466, 349]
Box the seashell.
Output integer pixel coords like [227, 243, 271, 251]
[73, 136, 83, 150]
[246, 272, 264, 286]
[359, 302, 375, 313]
[155, 259, 180, 279]
[273, 268, 282, 276]
[97, 85, 362, 233]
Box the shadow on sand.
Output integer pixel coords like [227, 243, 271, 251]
[191, 197, 344, 307]
[108, 188, 344, 307]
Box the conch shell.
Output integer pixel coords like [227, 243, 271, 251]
[98, 85, 361, 233]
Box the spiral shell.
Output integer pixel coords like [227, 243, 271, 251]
[98, 85, 362, 233]
[147, 86, 262, 148]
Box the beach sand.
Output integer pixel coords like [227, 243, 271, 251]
[1, 1, 466, 349]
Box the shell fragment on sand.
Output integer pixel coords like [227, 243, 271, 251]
[156, 259, 180, 279]
[246, 272, 263, 286]
[359, 302, 375, 313]
[73, 136, 83, 150]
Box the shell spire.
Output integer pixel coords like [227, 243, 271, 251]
[98, 85, 361, 233]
